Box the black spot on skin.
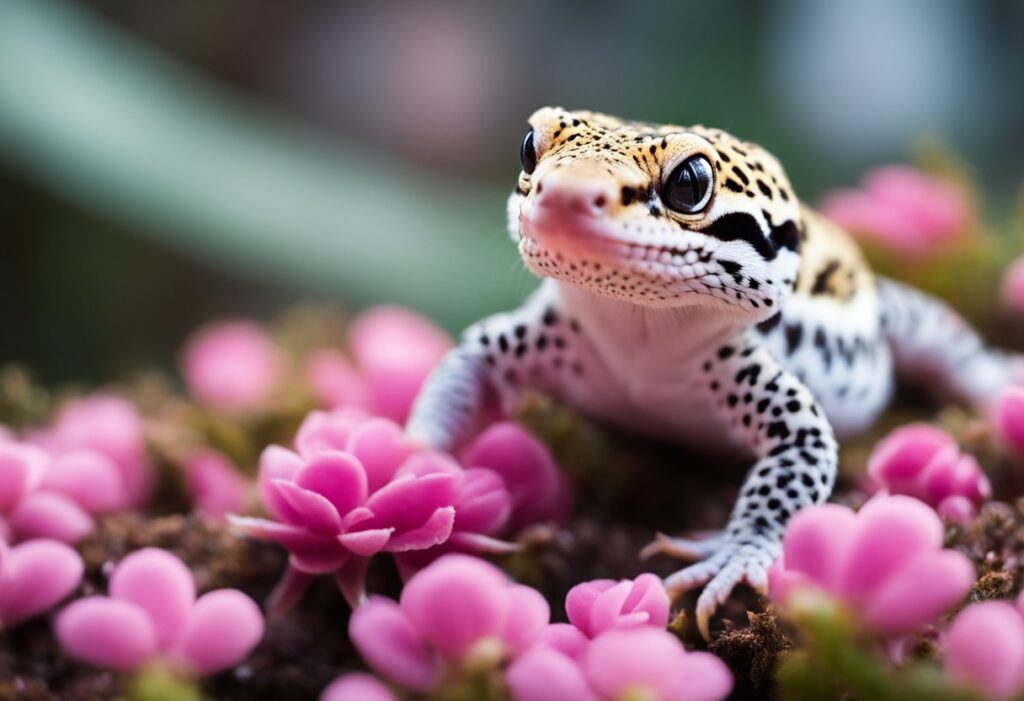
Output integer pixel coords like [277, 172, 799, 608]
[718, 150, 731, 163]
[727, 394, 739, 407]
[786, 400, 801, 413]
[719, 259, 742, 275]
[724, 179, 744, 193]
[784, 324, 803, 355]
[767, 421, 791, 440]
[756, 398, 771, 413]
[621, 187, 636, 206]
[702, 212, 776, 261]
[479, 334, 490, 346]
[498, 335, 509, 353]
[514, 324, 527, 339]
[732, 166, 750, 186]
[543, 308, 559, 326]
[717, 346, 735, 359]
[756, 312, 782, 335]
[536, 334, 548, 351]
[811, 260, 842, 295]
[779, 189, 790, 202]
[769, 219, 801, 254]
[757, 180, 772, 198]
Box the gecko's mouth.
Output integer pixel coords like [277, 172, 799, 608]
[518, 206, 715, 274]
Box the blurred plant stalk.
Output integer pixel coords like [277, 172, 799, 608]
[0, 0, 529, 330]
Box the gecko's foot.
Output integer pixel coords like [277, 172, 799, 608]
[639, 530, 726, 562]
[663, 541, 776, 641]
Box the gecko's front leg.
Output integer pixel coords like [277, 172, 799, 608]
[662, 331, 838, 639]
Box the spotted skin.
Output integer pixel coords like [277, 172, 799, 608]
[406, 107, 1023, 639]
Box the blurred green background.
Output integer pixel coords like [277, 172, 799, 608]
[2, 0, 1023, 385]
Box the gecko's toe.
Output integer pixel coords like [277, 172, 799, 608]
[641, 531, 726, 562]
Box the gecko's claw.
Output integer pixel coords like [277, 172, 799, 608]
[664, 542, 776, 640]
[640, 530, 727, 561]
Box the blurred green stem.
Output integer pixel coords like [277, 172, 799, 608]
[0, 0, 529, 329]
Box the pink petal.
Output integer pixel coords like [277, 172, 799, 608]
[945, 601, 1024, 700]
[399, 554, 509, 660]
[392, 451, 462, 480]
[453, 468, 512, 537]
[676, 651, 736, 701]
[185, 450, 246, 518]
[381, 506, 455, 552]
[180, 320, 282, 410]
[837, 495, 943, 605]
[109, 548, 196, 649]
[863, 549, 975, 634]
[0, 442, 47, 512]
[229, 516, 348, 573]
[56, 597, 158, 672]
[462, 423, 564, 530]
[295, 452, 368, 518]
[350, 596, 439, 692]
[501, 584, 551, 655]
[566, 580, 617, 638]
[996, 387, 1024, 453]
[336, 556, 371, 609]
[0, 539, 83, 626]
[43, 449, 128, 513]
[446, 531, 519, 554]
[539, 623, 590, 662]
[345, 419, 413, 493]
[272, 480, 342, 535]
[9, 491, 93, 544]
[621, 573, 671, 629]
[584, 628, 689, 701]
[937, 495, 977, 524]
[257, 446, 304, 523]
[294, 408, 371, 458]
[339, 528, 393, 556]
[349, 306, 452, 424]
[781, 503, 858, 592]
[305, 349, 371, 412]
[320, 673, 398, 701]
[507, 648, 598, 701]
[360, 473, 458, 534]
[866, 424, 956, 497]
[174, 589, 264, 675]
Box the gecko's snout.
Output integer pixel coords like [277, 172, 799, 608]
[532, 169, 615, 219]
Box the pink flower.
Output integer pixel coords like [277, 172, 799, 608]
[1002, 257, 1024, 315]
[50, 394, 153, 507]
[184, 450, 247, 519]
[769, 495, 975, 635]
[306, 306, 452, 423]
[0, 536, 83, 627]
[231, 416, 458, 610]
[56, 548, 263, 675]
[350, 554, 549, 693]
[944, 592, 1024, 700]
[508, 628, 732, 701]
[566, 573, 670, 639]
[994, 386, 1024, 453]
[461, 422, 572, 531]
[181, 320, 283, 411]
[866, 424, 990, 522]
[321, 673, 397, 701]
[820, 166, 968, 257]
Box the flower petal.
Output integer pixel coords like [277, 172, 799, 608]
[0, 442, 47, 512]
[453, 468, 512, 537]
[9, 491, 93, 544]
[566, 580, 616, 638]
[257, 446, 304, 523]
[295, 452, 368, 518]
[339, 528, 393, 557]
[174, 589, 264, 675]
[43, 449, 127, 513]
[360, 473, 458, 534]
[584, 628, 689, 701]
[294, 408, 371, 458]
[945, 601, 1024, 700]
[345, 418, 412, 493]
[863, 550, 974, 635]
[0, 539, 83, 626]
[781, 503, 857, 592]
[399, 554, 509, 660]
[507, 648, 598, 701]
[109, 548, 196, 649]
[56, 597, 158, 672]
[501, 584, 550, 655]
[837, 495, 943, 605]
[350, 596, 439, 692]
[381, 507, 455, 552]
[229, 516, 348, 573]
[272, 480, 342, 535]
[321, 673, 398, 701]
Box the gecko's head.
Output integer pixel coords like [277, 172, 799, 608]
[509, 107, 803, 318]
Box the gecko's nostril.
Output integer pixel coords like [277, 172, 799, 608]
[593, 194, 607, 210]
[536, 182, 544, 195]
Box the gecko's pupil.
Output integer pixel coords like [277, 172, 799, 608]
[661, 155, 713, 213]
[520, 129, 537, 174]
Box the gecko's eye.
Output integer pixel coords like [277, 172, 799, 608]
[520, 129, 538, 174]
[661, 155, 714, 214]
